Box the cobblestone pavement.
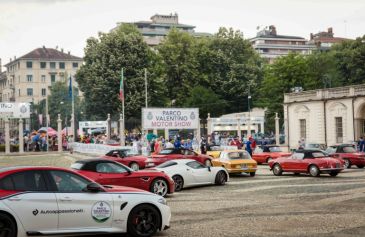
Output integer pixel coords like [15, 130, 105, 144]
[1, 154, 365, 237]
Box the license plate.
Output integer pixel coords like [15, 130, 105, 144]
[241, 164, 247, 168]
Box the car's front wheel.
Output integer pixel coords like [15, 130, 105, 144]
[130, 162, 140, 171]
[150, 179, 168, 197]
[309, 165, 320, 177]
[0, 213, 17, 237]
[343, 159, 351, 169]
[215, 171, 227, 185]
[250, 172, 256, 177]
[273, 164, 282, 176]
[172, 175, 184, 192]
[127, 204, 161, 237]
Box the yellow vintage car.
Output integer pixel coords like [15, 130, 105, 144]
[212, 150, 258, 176]
[206, 145, 224, 158]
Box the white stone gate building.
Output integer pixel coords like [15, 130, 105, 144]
[284, 85, 365, 149]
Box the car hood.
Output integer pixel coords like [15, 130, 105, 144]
[103, 185, 149, 193]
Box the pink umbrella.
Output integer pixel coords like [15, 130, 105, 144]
[38, 127, 57, 136]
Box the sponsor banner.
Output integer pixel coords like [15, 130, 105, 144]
[142, 108, 199, 130]
[0, 102, 30, 119]
[71, 143, 149, 156]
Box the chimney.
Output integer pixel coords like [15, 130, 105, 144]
[68, 51, 70, 55]
[43, 45, 46, 49]
[310, 33, 314, 40]
[328, 27, 333, 37]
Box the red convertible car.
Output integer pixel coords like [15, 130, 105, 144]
[102, 149, 157, 171]
[151, 148, 213, 167]
[326, 144, 365, 169]
[252, 145, 291, 164]
[269, 150, 344, 177]
[71, 159, 175, 197]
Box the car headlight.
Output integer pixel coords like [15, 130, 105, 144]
[158, 198, 167, 205]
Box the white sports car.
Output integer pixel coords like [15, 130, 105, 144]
[0, 166, 171, 237]
[154, 159, 229, 191]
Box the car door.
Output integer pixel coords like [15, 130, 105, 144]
[48, 170, 113, 230]
[94, 162, 131, 187]
[186, 161, 211, 184]
[1, 170, 59, 232]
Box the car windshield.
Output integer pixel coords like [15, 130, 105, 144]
[125, 150, 139, 156]
[269, 147, 282, 152]
[156, 161, 178, 168]
[312, 152, 326, 158]
[227, 151, 251, 160]
[343, 146, 356, 153]
[70, 163, 83, 170]
[325, 147, 336, 154]
[158, 149, 174, 155]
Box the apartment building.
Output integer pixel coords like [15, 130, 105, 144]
[250, 25, 316, 63]
[309, 27, 351, 51]
[114, 13, 211, 46]
[1, 47, 83, 103]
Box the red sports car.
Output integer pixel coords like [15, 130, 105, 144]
[326, 144, 365, 169]
[269, 149, 344, 177]
[71, 159, 175, 197]
[252, 145, 292, 164]
[102, 149, 157, 171]
[151, 148, 213, 167]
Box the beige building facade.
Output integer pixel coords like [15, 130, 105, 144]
[284, 85, 365, 149]
[1, 47, 83, 104]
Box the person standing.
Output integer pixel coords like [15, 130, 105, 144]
[154, 138, 161, 154]
[200, 137, 207, 154]
[165, 139, 174, 149]
[359, 137, 365, 152]
[245, 138, 252, 157]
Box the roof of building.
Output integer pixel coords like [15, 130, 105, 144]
[134, 21, 195, 29]
[5, 47, 82, 66]
[251, 34, 305, 40]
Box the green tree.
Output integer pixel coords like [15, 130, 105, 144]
[76, 24, 166, 123]
[332, 36, 365, 85]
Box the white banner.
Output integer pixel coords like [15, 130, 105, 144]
[0, 103, 30, 118]
[142, 108, 199, 129]
[71, 143, 148, 156]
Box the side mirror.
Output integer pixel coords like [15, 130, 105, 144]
[84, 182, 103, 193]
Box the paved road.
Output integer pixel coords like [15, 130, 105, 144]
[1, 154, 365, 237]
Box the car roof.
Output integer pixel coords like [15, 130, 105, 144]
[0, 166, 76, 179]
[76, 158, 114, 163]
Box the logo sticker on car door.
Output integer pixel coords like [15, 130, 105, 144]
[91, 201, 112, 223]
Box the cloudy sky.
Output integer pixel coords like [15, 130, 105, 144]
[0, 0, 364, 68]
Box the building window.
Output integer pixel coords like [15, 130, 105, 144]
[27, 88, 33, 96]
[40, 62, 47, 69]
[51, 74, 56, 83]
[41, 75, 46, 83]
[18, 89, 20, 96]
[335, 117, 343, 143]
[72, 62, 79, 68]
[299, 119, 306, 139]
[27, 75, 33, 82]
[41, 88, 46, 96]
[50, 62, 56, 69]
[59, 62, 65, 69]
[26, 61, 32, 68]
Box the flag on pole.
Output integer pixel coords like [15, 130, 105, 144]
[68, 76, 72, 100]
[119, 68, 124, 101]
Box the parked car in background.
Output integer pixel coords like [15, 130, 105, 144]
[0, 166, 171, 237]
[252, 145, 291, 164]
[212, 150, 257, 176]
[269, 149, 344, 177]
[153, 159, 229, 191]
[304, 143, 327, 151]
[72, 159, 175, 197]
[151, 148, 213, 167]
[326, 144, 365, 168]
[103, 149, 156, 171]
